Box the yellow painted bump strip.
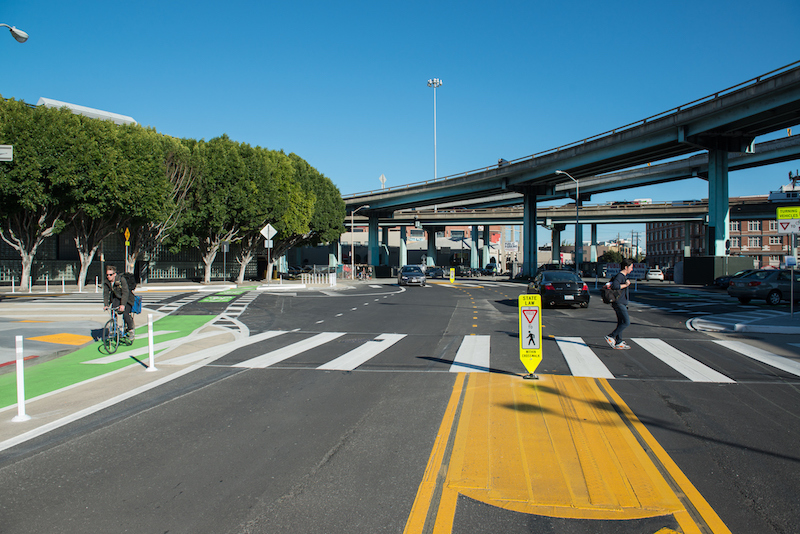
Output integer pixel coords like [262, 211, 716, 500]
[26, 333, 94, 346]
[406, 373, 731, 533]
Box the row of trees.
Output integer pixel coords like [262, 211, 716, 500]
[0, 97, 345, 290]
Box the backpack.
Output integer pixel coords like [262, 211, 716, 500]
[122, 272, 137, 291]
[601, 285, 620, 304]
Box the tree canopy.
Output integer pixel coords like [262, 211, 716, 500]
[0, 96, 346, 286]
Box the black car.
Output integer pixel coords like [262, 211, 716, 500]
[527, 270, 590, 308]
[714, 269, 757, 288]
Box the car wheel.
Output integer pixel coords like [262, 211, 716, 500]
[767, 290, 782, 306]
[737, 297, 751, 304]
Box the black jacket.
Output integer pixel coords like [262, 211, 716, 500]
[103, 274, 135, 307]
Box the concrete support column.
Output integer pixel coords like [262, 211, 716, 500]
[590, 224, 598, 262]
[328, 241, 340, 269]
[399, 226, 408, 267]
[552, 224, 565, 264]
[381, 227, 390, 265]
[707, 149, 730, 256]
[522, 189, 538, 277]
[426, 227, 438, 266]
[470, 226, 479, 269]
[482, 226, 490, 267]
[684, 221, 692, 257]
[368, 216, 380, 267]
[575, 199, 584, 267]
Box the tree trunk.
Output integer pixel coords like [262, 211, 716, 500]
[75, 246, 98, 293]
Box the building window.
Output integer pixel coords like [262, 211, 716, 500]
[730, 221, 740, 232]
[731, 237, 740, 248]
[769, 220, 778, 231]
[769, 236, 783, 246]
[748, 221, 761, 232]
[748, 236, 761, 247]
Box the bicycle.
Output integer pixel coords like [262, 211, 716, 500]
[102, 307, 135, 354]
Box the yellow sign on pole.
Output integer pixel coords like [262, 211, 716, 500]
[124, 227, 131, 246]
[518, 294, 543, 376]
[449, 268, 455, 284]
[777, 206, 800, 220]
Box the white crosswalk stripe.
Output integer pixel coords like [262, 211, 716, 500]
[713, 340, 800, 378]
[211, 330, 797, 383]
[632, 338, 735, 383]
[554, 337, 614, 379]
[449, 335, 491, 373]
[233, 332, 345, 368]
[318, 333, 406, 371]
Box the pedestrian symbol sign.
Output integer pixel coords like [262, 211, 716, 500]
[518, 294, 543, 375]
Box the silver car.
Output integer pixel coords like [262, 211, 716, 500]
[398, 265, 427, 286]
[727, 269, 800, 305]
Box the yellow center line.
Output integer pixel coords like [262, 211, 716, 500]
[405, 373, 731, 534]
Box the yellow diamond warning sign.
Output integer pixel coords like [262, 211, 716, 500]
[518, 294, 543, 375]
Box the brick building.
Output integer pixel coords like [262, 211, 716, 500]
[646, 196, 791, 269]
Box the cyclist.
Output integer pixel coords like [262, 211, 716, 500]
[103, 265, 135, 338]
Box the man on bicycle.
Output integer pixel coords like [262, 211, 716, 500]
[103, 265, 135, 337]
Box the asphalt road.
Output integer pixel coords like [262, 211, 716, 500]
[0, 280, 798, 533]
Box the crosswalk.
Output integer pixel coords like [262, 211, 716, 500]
[195, 330, 800, 383]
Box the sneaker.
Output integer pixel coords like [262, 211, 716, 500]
[605, 335, 616, 348]
[126, 329, 136, 341]
[614, 341, 631, 350]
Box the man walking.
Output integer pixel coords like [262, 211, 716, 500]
[605, 259, 634, 350]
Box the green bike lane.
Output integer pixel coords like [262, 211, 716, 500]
[0, 285, 264, 452]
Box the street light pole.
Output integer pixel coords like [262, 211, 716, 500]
[351, 205, 369, 280]
[556, 170, 581, 274]
[427, 78, 442, 180]
[0, 24, 28, 43]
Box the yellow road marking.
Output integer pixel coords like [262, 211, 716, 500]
[26, 333, 94, 345]
[406, 374, 730, 533]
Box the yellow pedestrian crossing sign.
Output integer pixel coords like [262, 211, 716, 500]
[518, 294, 543, 375]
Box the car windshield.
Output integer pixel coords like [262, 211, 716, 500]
[543, 272, 580, 282]
[402, 266, 423, 274]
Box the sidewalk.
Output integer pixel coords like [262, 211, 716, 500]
[687, 309, 800, 334]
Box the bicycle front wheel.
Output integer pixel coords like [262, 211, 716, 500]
[102, 318, 120, 354]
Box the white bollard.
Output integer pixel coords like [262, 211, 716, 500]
[95, 276, 99, 293]
[12, 336, 31, 422]
[29, 277, 32, 293]
[146, 314, 157, 372]
[11, 278, 14, 293]
[62, 278, 65, 293]
[45, 275, 49, 293]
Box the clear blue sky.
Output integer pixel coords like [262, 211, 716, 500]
[3, 1, 799, 245]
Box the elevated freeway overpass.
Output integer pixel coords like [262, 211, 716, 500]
[342, 62, 800, 275]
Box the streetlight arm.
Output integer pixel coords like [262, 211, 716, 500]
[1, 24, 29, 43]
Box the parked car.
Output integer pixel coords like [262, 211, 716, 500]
[426, 266, 445, 279]
[714, 269, 757, 288]
[727, 269, 800, 305]
[527, 270, 590, 308]
[664, 267, 674, 281]
[398, 265, 426, 286]
[646, 269, 664, 281]
[484, 263, 499, 274]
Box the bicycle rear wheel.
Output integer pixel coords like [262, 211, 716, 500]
[102, 318, 120, 353]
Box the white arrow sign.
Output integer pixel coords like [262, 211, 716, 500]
[260, 223, 277, 240]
